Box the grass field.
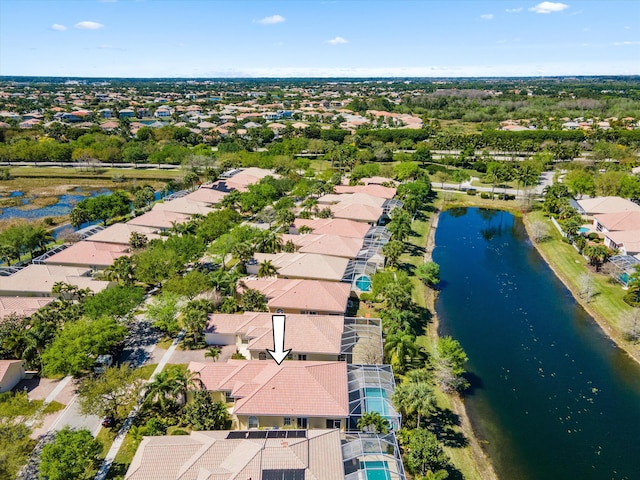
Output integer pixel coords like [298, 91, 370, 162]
[8, 166, 183, 181]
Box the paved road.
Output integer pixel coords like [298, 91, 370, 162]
[434, 171, 554, 197]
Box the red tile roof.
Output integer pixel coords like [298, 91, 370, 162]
[190, 360, 348, 417]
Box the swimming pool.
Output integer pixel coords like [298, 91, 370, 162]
[355, 275, 372, 292]
[578, 227, 590, 233]
[364, 387, 389, 416]
[361, 461, 391, 480]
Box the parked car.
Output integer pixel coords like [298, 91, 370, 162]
[101, 416, 115, 428]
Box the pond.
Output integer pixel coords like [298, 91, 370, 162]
[0, 188, 112, 221]
[433, 207, 640, 480]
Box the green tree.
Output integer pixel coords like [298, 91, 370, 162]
[392, 381, 435, 428]
[357, 411, 390, 434]
[83, 285, 145, 320]
[39, 427, 102, 480]
[146, 292, 181, 336]
[564, 169, 595, 198]
[384, 331, 419, 374]
[163, 270, 210, 300]
[240, 288, 268, 312]
[387, 208, 412, 242]
[402, 428, 450, 477]
[42, 317, 127, 377]
[451, 169, 470, 190]
[180, 300, 212, 349]
[582, 244, 611, 272]
[77, 365, 145, 422]
[145, 365, 202, 412]
[258, 260, 278, 278]
[129, 231, 149, 251]
[416, 261, 440, 288]
[205, 347, 220, 362]
[383, 240, 405, 268]
[104, 255, 136, 286]
[182, 390, 231, 430]
[433, 336, 469, 393]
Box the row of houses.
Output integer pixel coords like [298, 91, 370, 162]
[126, 173, 407, 479]
[574, 196, 640, 285]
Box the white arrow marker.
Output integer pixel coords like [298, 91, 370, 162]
[267, 314, 291, 365]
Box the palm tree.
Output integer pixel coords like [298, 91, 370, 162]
[145, 366, 203, 411]
[104, 256, 135, 286]
[357, 411, 390, 434]
[423, 470, 449, 480]
[258, 260, 278, 278]
[145, 370, 177, 412]
[204, 347, 220, 362]
[384, 332, 419, 374]
[392, 381, 435, 428]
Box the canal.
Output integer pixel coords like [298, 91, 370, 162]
[433, 207, 640, 480]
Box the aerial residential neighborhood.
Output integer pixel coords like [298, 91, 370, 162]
[1, 1, 640, 480]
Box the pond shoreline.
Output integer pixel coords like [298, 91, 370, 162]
[423, 205, 500, 480]
[522, 213, 640, 366]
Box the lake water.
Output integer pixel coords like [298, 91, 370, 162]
[433, 207, 640, 480]
[0, 188, 111, 221]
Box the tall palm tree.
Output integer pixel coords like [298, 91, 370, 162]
[104, 256, 135, 286]
[392, 381, 435, 428]
[204, 347, 220, 362]
[384, 332, 419, 374]
[258, 260, 278, 278]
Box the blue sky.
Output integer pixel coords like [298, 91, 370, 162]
[0, 0, 638, 77]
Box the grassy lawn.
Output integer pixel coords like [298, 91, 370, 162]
[105, 432, 140, 480]
[8, 166, 182, 181]
[527, 211, 636, 349]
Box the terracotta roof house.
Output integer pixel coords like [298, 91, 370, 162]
[291, 218, 372, 238]
[577, 197, 640, 216]
[249, 252, 350, 282]
[0, 360, 25, 393]
[593, 211, 640, 233]
[183, 185, 230, 205]
[44, 241, 130, 269]
[85, 223, 162, 245]
[240, 277, 352, 315]
[222, 168, 278, 190]
[152, 197, 215, 216]
[127, 210, 190, 230]
[0, 297, 53, 320]
[125, 429, 344, 480]
[280, 233, 364, 259]
[205, 312, 382, 364]
[329, 202, 384, 224]
[334, 184, 397, 199]
[603, 230, 640, 255]
[0, 264, 110, 297]
[189, 360, 349, 430]
[204, 312, 344, 361]
[318, 193, 386, 208]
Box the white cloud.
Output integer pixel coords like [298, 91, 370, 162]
[506, 7, 523, 13]
[529, 2, 569, 14]
[327, 36, 348, 45]
[257, 14, 285, 25]
[75, 21, 104, 30]
[613, 40, 640, 46]
[480, 14, 494, 20]
[51, 24, 67, 31]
